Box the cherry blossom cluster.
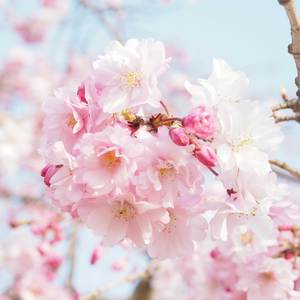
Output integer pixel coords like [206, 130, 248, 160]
[4, 0, 70, 44]
[41, 38, 300, 297]
[149, 185, 300, 300]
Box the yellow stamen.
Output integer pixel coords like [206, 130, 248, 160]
[112, 201, 136, 221]
[100, 150, 121, 169]
[67, 115, 77, 129]
[163, 211, 177, 233]
[229, 137, 253, 152]
[121, 109, 136, 122]
[121, 71, 141, 88]
[240, 231, 253, 246]
[159, 162, 176, 178]
[260, 272, 274, 282]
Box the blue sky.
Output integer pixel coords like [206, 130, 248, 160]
[1, 0, 300, 298]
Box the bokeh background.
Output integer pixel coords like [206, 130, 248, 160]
[0, 0, 299, 299]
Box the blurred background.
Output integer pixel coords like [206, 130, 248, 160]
[0, 0, 299, 299]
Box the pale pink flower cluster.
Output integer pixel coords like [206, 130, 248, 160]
[0, 230, 71, 300]
[42, 39, 209, 259]
[150, 60, 300, 298]
[42, 38, 300, 297]
[10, 0, 70, 44]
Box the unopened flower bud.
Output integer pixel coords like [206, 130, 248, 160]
[183, 106, 217, 139]
[194, 144, 217, 167]
[77, 83, 87, 103]
[169, 127, 189, 146]
[90, 246, 103, 265]
[41, 164, 62, 187]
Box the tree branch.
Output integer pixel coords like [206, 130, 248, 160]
[80, 264, 156, 300]
[79, 0, 124, 43]
[273, 113, 300, 122]
[67, 221, 79, 292]
[279, 0, 300, 98]
[270, 159, 300, 179]
[272, 98, 300, 111]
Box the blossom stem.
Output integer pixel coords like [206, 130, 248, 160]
[160, 117, 183, 123]
[208, 167, 219, 176]
[160, 100, 170, 116]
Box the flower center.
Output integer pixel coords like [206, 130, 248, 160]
[163, 211, 177, 233]
[260, 272, 274, 282]
[240, 231, 253, 246]
[112, 201, 136, 221]
[67, 115, 77, 129]
[158, 161, 176, 178]
[229, 136, 253, 152]
[121, 71, 141, 88]
[100, 150, 121, 169]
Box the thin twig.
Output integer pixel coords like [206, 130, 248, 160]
[67, 221, 79, 292]
[270, 159, 300, 179]
[273, 114, 300, 123]
[79, 0, 124, 42]
[80, 265, 156, 300]
[0, 186, 43, 204]
[272, 98, 300, 112]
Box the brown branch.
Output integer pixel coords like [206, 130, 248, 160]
[272, 98, 300, 111]
[273, 114, 300, 122]
[80, 264, 156, 300]
[279, 0, 300, 98]
[79, 0, 124, 43]
[0, 186, 41, 203]
[270, 159, 300, 179]
[131, 276, 152, 300]
[67, 221, 79, 292]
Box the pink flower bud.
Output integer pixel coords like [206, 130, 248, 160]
[41, 164, 62, 187]
[90, 246, 103, 265]
[77, 83, 87, 103]
[111, 258, 127, 272]
[38, 241, 51, 256]
[9, 218, 20, 228]
[169, 127, 189, 146]
[183, 106, 217, 139]
[284, 251, 294, 260]
[194, 144, 217, 167]
[278, 224, 293, 232]
[210, 248, 221, 259]
[44, 253, 62, 271]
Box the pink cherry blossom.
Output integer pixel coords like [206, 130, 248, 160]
[93, 39, 170, 113]
[43, 89, 89, 152]
[237, 257, 298, 300]
[133, 127, 203, 207]
[77, 193, 169, 247]
[73, 125, 144, 196]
